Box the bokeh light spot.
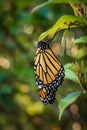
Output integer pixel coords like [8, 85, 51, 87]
[0, 57, 10, 69]
[26, 106, 36, 116]
[72, 122, 81, 130]
[23, 24, 34, 35]
[70, 103, 79, 114]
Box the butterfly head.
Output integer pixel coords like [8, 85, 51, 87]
[38, 41, 49, 51]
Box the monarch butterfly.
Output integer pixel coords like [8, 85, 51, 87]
[34, 39, 65, 104]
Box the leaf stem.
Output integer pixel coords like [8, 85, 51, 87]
[31, 1, 51, 13]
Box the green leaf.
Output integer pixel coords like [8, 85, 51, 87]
[75, 36, 87, 45]
[59, 91, 81, 120]
[64, 63, 75, 70]
[65, 69, 79, 83]
[76, 47, 87, 59]
[64, 63, 79, 83]
[38, 15, 87, 42]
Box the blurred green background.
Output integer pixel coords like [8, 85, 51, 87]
[0, 0, 87, 130]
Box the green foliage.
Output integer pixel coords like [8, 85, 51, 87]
[38, 15, 87, 41]
[64, 63, 79, 83]
[75, 36, 87, 44]
[59, 91, 81, 120]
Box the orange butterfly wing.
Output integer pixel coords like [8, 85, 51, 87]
[34, 43, 65, 104]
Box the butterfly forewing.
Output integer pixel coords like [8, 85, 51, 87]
[34, 41, 65, 104]
[40, 53, 46, 72]
[47, 67, 55, 81]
